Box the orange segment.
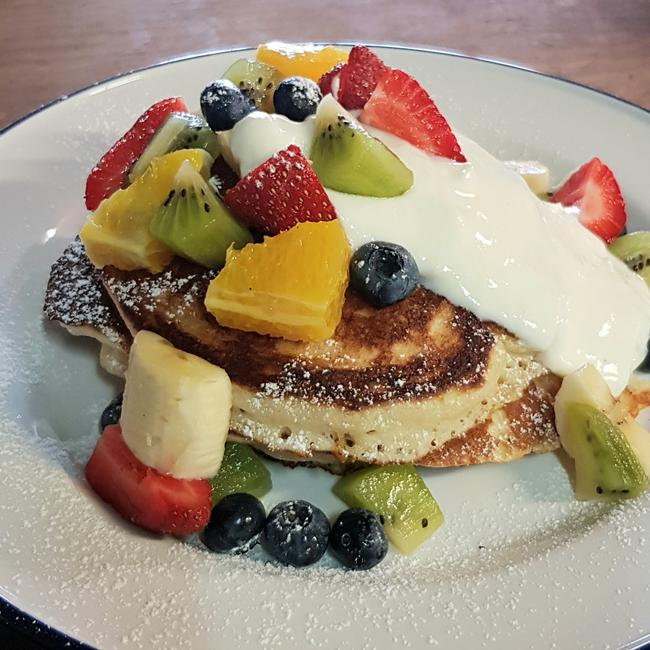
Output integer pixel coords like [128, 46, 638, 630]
[204, 220, 350, 342]
[80, 149, 213, 272]
[256, 42, 348, 82]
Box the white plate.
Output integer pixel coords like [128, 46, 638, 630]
[1, 46, 649, 650]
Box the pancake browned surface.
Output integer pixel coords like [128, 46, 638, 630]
[101, 258, 569, 468]
[44, 239, 130, 376]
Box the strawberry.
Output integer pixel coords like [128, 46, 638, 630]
[337, 46, 389, 110]
[85, 424, 211, 536]
[85, 97, 188, 210]
[319, 62, 345, 97]
[224, 145, 337, 235]
[360, 69, 466, 162]
[550, 157, 626, 243]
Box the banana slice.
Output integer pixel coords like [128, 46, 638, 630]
[121, 330, 232, 479]
[503, 160, 550, 196]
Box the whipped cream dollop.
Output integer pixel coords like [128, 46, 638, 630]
[223, 111, 650, 395]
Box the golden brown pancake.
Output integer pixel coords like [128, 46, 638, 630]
[45, 241, 650, 471]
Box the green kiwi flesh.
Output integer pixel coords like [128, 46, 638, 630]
[333, 464, 443, 554]
[209, 443, 272, 506]
[129, 113, 220, 183]
[608, 232, 650, 288]
[564, 402, 648, 500]
[310, 95, 413, 197]
[149, 160, 252, 268]
[222, 59, 283, 113]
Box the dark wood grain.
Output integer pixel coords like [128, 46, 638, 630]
[0, 0, 649, 128]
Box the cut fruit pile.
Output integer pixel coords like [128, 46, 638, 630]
[204, 219, 351, 341]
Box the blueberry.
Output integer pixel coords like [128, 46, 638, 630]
[330, 508, 388, 570]
[201, 493, 265, 553]
[273, 77, 322, 122]
[100, 393, 123, 430]
[200, 80, 254, 131]
[261, 500, 330, 566]
[637, 339, 650, 373]
[350, 241, 419, 307]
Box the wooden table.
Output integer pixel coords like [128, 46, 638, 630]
[1, 0, 649, 129]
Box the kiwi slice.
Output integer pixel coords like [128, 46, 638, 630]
[333, 464, 443, 554]
[563, 402, 648, 500]
[149, 160, 252, 268]
[210, 442, 272, 506]
[309, 95, 413, 197]
[609, 232, 650, 288]
[223, 59, 283, 113]
[129, 113, 220, 183]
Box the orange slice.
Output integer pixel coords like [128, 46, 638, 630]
[204, 220, 350, 341]
[256, 42, 348, 82]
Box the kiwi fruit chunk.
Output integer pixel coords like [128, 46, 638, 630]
[609, 232, 650, 288]
[149, 160, 252, 268]
[562, 402, 648, 500]
[309, 95, 413, 197]
[209, 442, 272, 506]
[223, 59, 283, 113]
[333, 464, 443, 554]
[129, 113, 220, 183]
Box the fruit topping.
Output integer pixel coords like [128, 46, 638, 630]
[555, 365, 650, 499]
[222, 59, 284, 113]
[256, 42, 348, 82]
[350, 241, 419, 307]
[318, 62, 345, 96]
[609, 232, 650, 288]
[337, 45, 389, 110]
[360, 69, 466, 162]
[261, 500, 330, 567]
[204, 220, 350, 342]
[201, 493, 266, 553]
[120, 331, 232, 480]
[200, 80, 254, 132]
[85, 97, 189, 210]
[550, 157, 626, 243]
[310, 95, 413, 197]
[80, 148, 213, 272]
[128, 112, 220, 183]
[85, 424, 211, 536]
[210, 442, 272, 506]
[560, 403, 648, 500]
[329, 508, 388, 570]
[503, 160, 550, 195]
[100, 393, 123, 430]
[273, 76, 322, 121]
[149, 160, 252, 268]
[333, 465, 444, 554]
[224, 144, 336, 235]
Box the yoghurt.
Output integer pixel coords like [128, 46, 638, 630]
[224, 111, 650, 395]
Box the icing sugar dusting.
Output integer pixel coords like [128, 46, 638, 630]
[2, 242, 650, 648]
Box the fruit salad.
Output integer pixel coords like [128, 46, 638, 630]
[46, 42, 650, 572]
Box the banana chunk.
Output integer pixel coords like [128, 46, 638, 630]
[121, 330, 232, 479]
[503, 160, 550, 196]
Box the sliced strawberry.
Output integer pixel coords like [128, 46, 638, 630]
[360, 69, 466, 162]
[84, 97, 188, 210]
[85, 424, 211, 536]
[224, 145, 337, 235]
[550, 157, 626, 243]
[319, 62, 345, 97]
[337, 46, 388, 110]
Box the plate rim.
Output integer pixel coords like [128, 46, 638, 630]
[1, 41, 648, 139]
[2, 43, 650, 649]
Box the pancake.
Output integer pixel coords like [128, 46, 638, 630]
[45, 242, 650, 471]
[43, 239, 130, 376]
